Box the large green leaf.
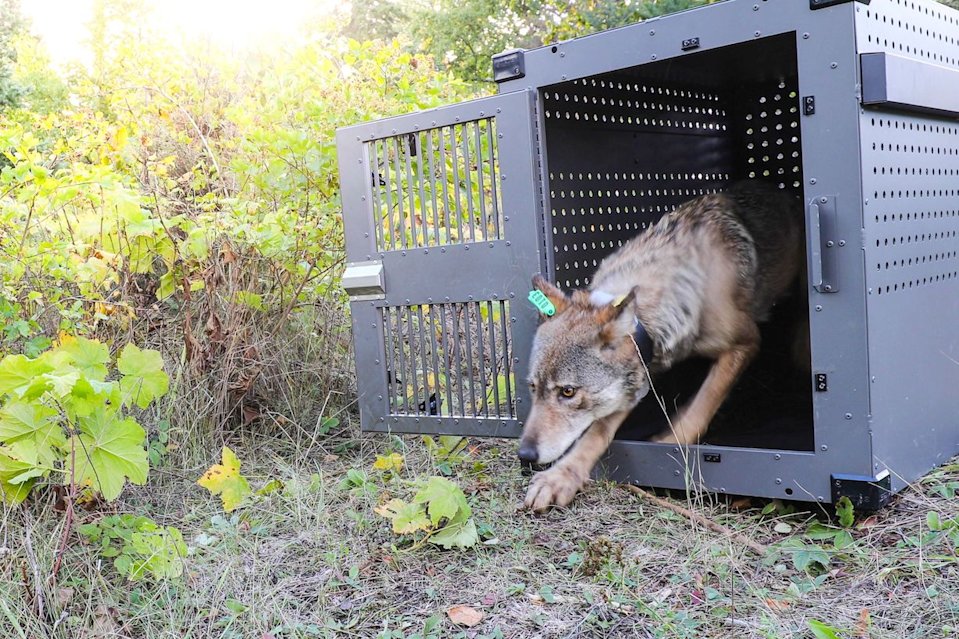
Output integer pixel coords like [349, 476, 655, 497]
[413, 476, 470, 525]
[429, 518, 478, 550]
[72, 409, 148, 501]
[0, 441, 44, 505]
[0, 401, 65, 466]
[0, 354, 51, 398]
[61, 336, 110, 381]
[117, 344, 169, 409]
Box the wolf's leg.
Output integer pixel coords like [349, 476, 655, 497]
[652, 325, 759, 446]
[525, 409, 629, 512]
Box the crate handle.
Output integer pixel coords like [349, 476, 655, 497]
[808, 196, 839, 294]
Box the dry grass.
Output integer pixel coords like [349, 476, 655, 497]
[2, 420, 959, 639]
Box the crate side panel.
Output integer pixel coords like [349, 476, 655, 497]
[861, 110, 959, 489]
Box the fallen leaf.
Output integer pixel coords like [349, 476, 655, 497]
[730, 497, 752, 510]
[774, 522, 793, 534]
[197, 446, 252, 511]
[447, 604, 484, 627]
[858, 515, 880, 529]
[765, 598, 790, 611]
[480, 593, 497, 606]
[56, 587, 75, 607]
[854, 608, 871, 638]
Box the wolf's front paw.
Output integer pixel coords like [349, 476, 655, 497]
[524, 466, 585, 512]
[648, 430, 678, 444]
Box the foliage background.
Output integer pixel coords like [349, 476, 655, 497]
[2, 0, 959, 637]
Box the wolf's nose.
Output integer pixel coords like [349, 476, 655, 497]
[517, 443, 538, 465]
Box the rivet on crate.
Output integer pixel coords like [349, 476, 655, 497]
[401, 250, 407, 256]
[838, 240, 846, 247]
[505, 241, 512, 247]
[649, 55, 656, 61]
[845, 413, 853, 420]
[673, 470, 681, 476]
[830, 62, 838, 69]
[377, 395, 382, 400]
[363, 232, 369, 238]
[820, 445, 828, 451]
[754, 31, 761, 37]
[649, 29, 655, 35]
[441, 247, 446, 253]
[774, 453, 782, 460]
[424, 249, 429, 254]
[815, 305, 822, 312]
[803, 32, 810, 39]
[810, 178, 817, 184]
[496, 108, 501, 113]
[480, 111, 485, 116]
[560, 52, 566, 58]
[753, 4, 759, 10]
[775, 478, 782, 485]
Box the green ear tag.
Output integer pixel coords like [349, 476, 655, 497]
[528, 290, 556, 316]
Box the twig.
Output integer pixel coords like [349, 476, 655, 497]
[22, 510, 45, 619]
[622, 484, 769, 557]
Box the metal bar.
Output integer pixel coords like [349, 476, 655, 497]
[474, 121, 489, 242]
[498, 300, 513, 418]
[461, 304, 478, 417]
[416, 131, 430, 247]
[486, 301, 500, 418]
[438, 127, 453, 245]
[383, 140, 396, 251]
[426, 129, 440, 248]
[369, 141, 382, 251]
[428, 304, 443, 417]
[404, 134, 419, 248]
[391, 136, 408, 250]
[449, 126, 465, 244]
[438, 304, 454, 417]
[461, 123, 477, 242]
[406, 305, 421, 414]
[451, 304, 466, 416]
[394, 305, 409, 414]
[382, 307, 396, 414]
[486, 119, 502, 239]
[471, 302, 488, 417]
[416, 304, 431, 415]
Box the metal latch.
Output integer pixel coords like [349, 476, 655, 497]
[342, 260, 385, 301]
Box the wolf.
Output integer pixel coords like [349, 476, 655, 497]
[520, 181, 803, 511]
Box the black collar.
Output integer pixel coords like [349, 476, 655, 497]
[632, 318, 655, 365]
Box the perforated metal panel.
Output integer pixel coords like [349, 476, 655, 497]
[856, 0, 959, 492]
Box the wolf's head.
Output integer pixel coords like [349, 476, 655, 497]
[518, 275, 650, 465]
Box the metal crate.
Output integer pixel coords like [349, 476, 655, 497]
[336, 0, 959, 507]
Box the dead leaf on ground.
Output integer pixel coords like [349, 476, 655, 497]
[855, 608, 871, 637]
[858, 515, 880, 529]
[765, 598, 790, 611]
[447, 604, 484, 627]
[730, 497, 752, 510]
[56, 587, 75, 607]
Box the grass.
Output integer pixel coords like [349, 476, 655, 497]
[2, 423, 959, 638]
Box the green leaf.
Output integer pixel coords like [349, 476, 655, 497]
[0, 401, 65, 466]
[0, 354, 51, 397]
[413, 476, 469, 525]
[835, 496, 855, 528]
[807, 619, 843, 639]
[375, 499, 431, 534]
[927, 511, 943, 531]
[38, 369, 80, 398]
[428, 517, 478, 550]
[117, 344, 169, 409]
[0, 444, 41, 504]
[60, 336, 110, 381]
[72, 409, 149, 501]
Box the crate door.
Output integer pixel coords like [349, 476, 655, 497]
[337, 90, 544, 437]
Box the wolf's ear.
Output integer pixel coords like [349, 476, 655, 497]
[531, 274, 569, 318]
[598, 287, 638, 342]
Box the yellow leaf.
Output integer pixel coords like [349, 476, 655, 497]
[372, 452, 404, 473]
[197, 446, 251, 512]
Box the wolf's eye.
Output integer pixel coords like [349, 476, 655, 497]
[559, 386, 577, 398]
